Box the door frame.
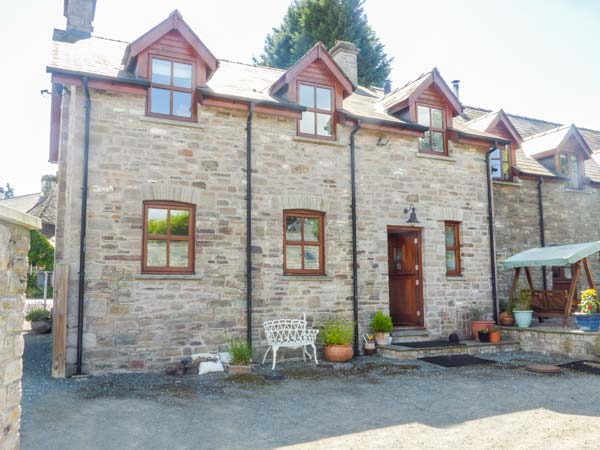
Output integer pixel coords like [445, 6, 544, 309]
[387, 225, 425, 328]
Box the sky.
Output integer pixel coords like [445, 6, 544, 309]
[2, 0, 600, 195]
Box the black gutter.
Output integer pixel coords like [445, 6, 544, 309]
[537, 177, 548, 290]
[485, 145, 499, 323]
[76, 77, 91, 376]
[198, 87, 306, 113]
[349, 121, 361, 357]
[342, 110, 427, 132]
[451, 128, 511, 145]
[46, 67, 150, 87]
[246, 102, 254, 347]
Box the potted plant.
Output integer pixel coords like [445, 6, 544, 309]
[321, 317, 354, 362]
[363, 334, 376, 356]
[477, 328, 490, 343]
[371, 311, 393, 346]
[513, 289, 534, 328]
[225, 338, 252, 374]
[470, 303, 494, 340]
[25, 307, 51, 334]
[499, 299, 515, 326]
[574, 289, 600, 332]
[489, 326, 501, 344]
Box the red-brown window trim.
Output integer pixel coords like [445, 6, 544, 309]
[283, 209, 325, 275]
[557, 151, 583, 189]
[491, 144, 513, 182]
[142, 201, 196, 274]
[445, 221, 461, 276]
[296, 81, 336, 141]
[147, 55, 197, 122]
[416, 102, 447, 155]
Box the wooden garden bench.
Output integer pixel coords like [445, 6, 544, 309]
[261, 313, 319, 370]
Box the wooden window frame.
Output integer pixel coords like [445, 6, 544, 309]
[491, 144, 513, 181]
[557, 151, 582, 189]
[416, 102, 447, 156]
[283, 209, 325, 275]
[142, 201, 196, 274]
[445, 221, 461, 276]
[147, 55, 196, 122]
[297, 81, 336, 141]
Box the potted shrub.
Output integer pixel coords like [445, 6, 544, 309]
[225, 338, 252, 374]
[470, 303, 494, 340]
[321, 317, 354, 362]
[574, 289, 600, 332]
[25, 307, 51, 334]
[489, 326, 501, 344]
[363, 334, 376, 356]
[499, 299, 515, 326]
[513, 289, 534, 328]
[371, 311, 393, 346]
[477, 328, 490, 343]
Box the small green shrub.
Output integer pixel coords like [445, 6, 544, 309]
[25, 307, 51, 322]
[371, 311, 393, 333]
[228, 338, 252, 366]
[470, 303, 484, 321]
[321, 317, 354, 345]
[514, 289, 532, 311]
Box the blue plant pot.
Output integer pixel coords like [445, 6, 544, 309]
[574, 313, 600, 332]
[513, 310, 533, 328]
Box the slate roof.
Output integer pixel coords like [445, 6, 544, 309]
[0, 193, 41, 214]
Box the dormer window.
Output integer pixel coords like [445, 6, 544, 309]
[417, 104, 446, 154]
[490, 144, 512, 181]
[559, 152, 581, 188]
[298, 82, 334, 139]
[149, 57, 194, 120]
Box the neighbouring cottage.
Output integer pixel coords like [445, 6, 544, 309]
[47, 2, 600, 375]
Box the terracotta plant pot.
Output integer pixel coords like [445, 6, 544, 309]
[375, 332, 390, 346]
[489, 330, 501, 344]
[471, 320, 495, 341]
[499, 313, 515, 327]
[225, 364, 252, 375]
[324, 344, 353, 363]
[31, 319, 51, 334]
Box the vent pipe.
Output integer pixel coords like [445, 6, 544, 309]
[451, 80, 460, 99]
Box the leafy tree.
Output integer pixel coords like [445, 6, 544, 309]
[255, 0, 392, 87]
[29, 230, 54, 270]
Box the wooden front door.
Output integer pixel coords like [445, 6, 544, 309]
[387, 228, 423, 327]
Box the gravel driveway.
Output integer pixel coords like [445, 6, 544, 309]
[21, 334, 600, 450]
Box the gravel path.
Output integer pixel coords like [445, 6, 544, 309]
[21, 334, 600, 450]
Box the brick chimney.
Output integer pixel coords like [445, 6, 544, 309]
[330, 41, 360, 86]
[54, 0, 97, 42]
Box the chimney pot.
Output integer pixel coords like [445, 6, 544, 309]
[330, 40, 360, 87]
[384, 79, 392, 95]
[451, 79, 460, 99]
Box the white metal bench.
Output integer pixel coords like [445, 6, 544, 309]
[261, 313, 319, 370]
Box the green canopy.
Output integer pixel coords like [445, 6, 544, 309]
[502, 241, 600, 269]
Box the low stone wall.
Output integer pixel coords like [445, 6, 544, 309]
[501, 326, 600, 360]
[0, 205, 40, 450]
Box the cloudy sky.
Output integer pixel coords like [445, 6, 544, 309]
[3, 0, 600, 195]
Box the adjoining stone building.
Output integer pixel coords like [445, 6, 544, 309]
[46, 4, 600, 375]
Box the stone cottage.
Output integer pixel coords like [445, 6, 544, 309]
[47, 3, 600, 375]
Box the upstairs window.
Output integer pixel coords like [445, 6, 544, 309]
[143, 201, 195, 274]
[283, 210, 325, 275]
[298, 83, 334, 139]
[490, 144, 512, 181]
[417, 104, 446, 154]
[559, 153, 581, 189]
[149, 57, 194, 120]
[444, 222, 461, 276]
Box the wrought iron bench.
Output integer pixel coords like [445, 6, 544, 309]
[261, 313, 319, 370]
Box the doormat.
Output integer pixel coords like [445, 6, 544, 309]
[419, 355, 496, 368]
[393, 340, 465, 349]
[558, 360, 600, 375]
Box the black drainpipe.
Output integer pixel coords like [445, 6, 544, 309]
[350, 121, 361, 357]
[246, 102, 254, 347]
[76, 77, 91, 375]
[537, 177, 547, 289]
[485, 145, 499, 323]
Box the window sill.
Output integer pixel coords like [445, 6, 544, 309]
[416, 152, 456, 163]
[446, 275, 465, 281]
[279, 274, 334, 281]
[134, 273, 203, 280]
[293, 136, 346, 147]
[140, 116, 204, 129]
[493, 180, 522, 187]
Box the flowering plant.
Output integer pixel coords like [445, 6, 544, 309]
[579, 289, 599, 315]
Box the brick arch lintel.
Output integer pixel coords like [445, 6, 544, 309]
[281, 195, 327, 213]
[141, 183, 206, 206]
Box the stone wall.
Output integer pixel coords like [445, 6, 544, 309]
[55, 85, 494, 373]
[0, 206, 40, 450]
[493, 177, 600, 303]
[501, 327, 600, 360]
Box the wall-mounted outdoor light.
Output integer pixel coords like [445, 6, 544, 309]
[404, 204, 419, 223]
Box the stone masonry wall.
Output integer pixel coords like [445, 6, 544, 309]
[55, 85, 494, 373]
[0, 209, 38, 450]
[493, 178, 600, 303]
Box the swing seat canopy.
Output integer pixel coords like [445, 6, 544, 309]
[502, 241, 600, 269]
